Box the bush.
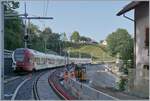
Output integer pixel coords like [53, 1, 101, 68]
[117, 78, 127, 91]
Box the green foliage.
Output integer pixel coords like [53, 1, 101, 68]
[117, 78, 127, 91]
[69, 52, 91, 58]
[106, 28, 134, 75]
[4, 13, 24, 50]
[80, 36, 91, 42]
[28, 26, 61, 53]
[70, 31, 80, 42]
[106, 28, 133, 61]
[4, 2, 23, 50]
[4, 1, 19, 11]
[67, 45, 115, 61]
[60, 32, 68, 41]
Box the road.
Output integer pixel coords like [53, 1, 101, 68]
[85, 64, 118, 88]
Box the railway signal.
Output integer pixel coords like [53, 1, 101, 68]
[24, 35, 29, 42]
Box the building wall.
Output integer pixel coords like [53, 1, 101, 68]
[134, 2, 149, 97]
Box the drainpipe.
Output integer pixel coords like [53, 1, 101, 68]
[123, 13, 136, 69]
[123, 14, 134, 22]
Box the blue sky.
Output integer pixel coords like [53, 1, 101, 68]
[16, 0, 134, 42]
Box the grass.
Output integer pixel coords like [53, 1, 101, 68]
[67, 44, 116, 61]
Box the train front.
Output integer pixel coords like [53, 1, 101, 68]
[12, 48, 34, 72]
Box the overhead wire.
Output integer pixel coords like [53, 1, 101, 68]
[45, 0, 49, 16]
[43, 0, 46, 16]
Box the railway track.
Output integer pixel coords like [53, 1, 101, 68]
[32, 71, 47, 100]
[4, 68, 70, 100]
[4, 70, 48, 100]
[4, 74, 31, 100]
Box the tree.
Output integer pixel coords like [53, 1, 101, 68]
[70, 31, 80, 42]
[80, 36, 91, 42]
[106, 28, 133, 61]
[27, 23, 44, 51]
[60, 32, 68, 41]
[106, 28, 134, 74]
[41, 27, 61, 53]
[4, 2, 24, 50]
[4, 1, 19, 11]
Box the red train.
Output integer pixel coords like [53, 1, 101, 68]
[12, 48, 91, 72]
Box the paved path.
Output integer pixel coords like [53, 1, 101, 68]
[86, 64, 118, 88]
[86, 64, 146, 100]
[37, 71, 61, 100]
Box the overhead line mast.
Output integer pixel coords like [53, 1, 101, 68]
[5, 2, 53, 48]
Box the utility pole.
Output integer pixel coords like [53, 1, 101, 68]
[5, 3, 53, 48]
[0, 1, 4, 100]
[24, 3, 27, 48]
[59, 41, 61, 56]
[22, 3, 53, 48]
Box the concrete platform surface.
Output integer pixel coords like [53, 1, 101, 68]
[36, 72, 61, 100]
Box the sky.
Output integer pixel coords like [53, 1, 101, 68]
[16, 0, 134, 42]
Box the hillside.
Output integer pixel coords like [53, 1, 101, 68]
[67, 45, 115, 61]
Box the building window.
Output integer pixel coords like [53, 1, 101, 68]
[145, 28, 149, 56]
[145, 28, 149, 47]
[143, 65, 149, 70]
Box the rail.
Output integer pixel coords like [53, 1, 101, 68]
[33, 72, 46, 100]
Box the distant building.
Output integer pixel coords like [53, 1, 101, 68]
[100, 40, 107, 46]
[79, 38, 98, 44]
[117, 1, 149, 98]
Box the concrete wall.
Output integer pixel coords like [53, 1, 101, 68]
[63, 78, 117, 100]
[134, 2, 149, 97]
[128, 69, 149, 98]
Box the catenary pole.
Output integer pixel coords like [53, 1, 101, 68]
[0, 1, 4, 100]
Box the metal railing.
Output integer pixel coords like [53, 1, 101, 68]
[4, 49, 13, 58]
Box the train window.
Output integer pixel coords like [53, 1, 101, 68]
[14, 50, 24, 62]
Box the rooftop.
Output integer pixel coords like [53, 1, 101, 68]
[116, 1, 142, 16]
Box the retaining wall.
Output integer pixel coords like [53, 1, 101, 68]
[63, 78, 117, 100]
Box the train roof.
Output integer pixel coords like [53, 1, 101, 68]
[14, 48, 64, 59]
[14, 48, 91, 60]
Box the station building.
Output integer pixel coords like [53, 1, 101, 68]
[117, 1, 149, 98]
